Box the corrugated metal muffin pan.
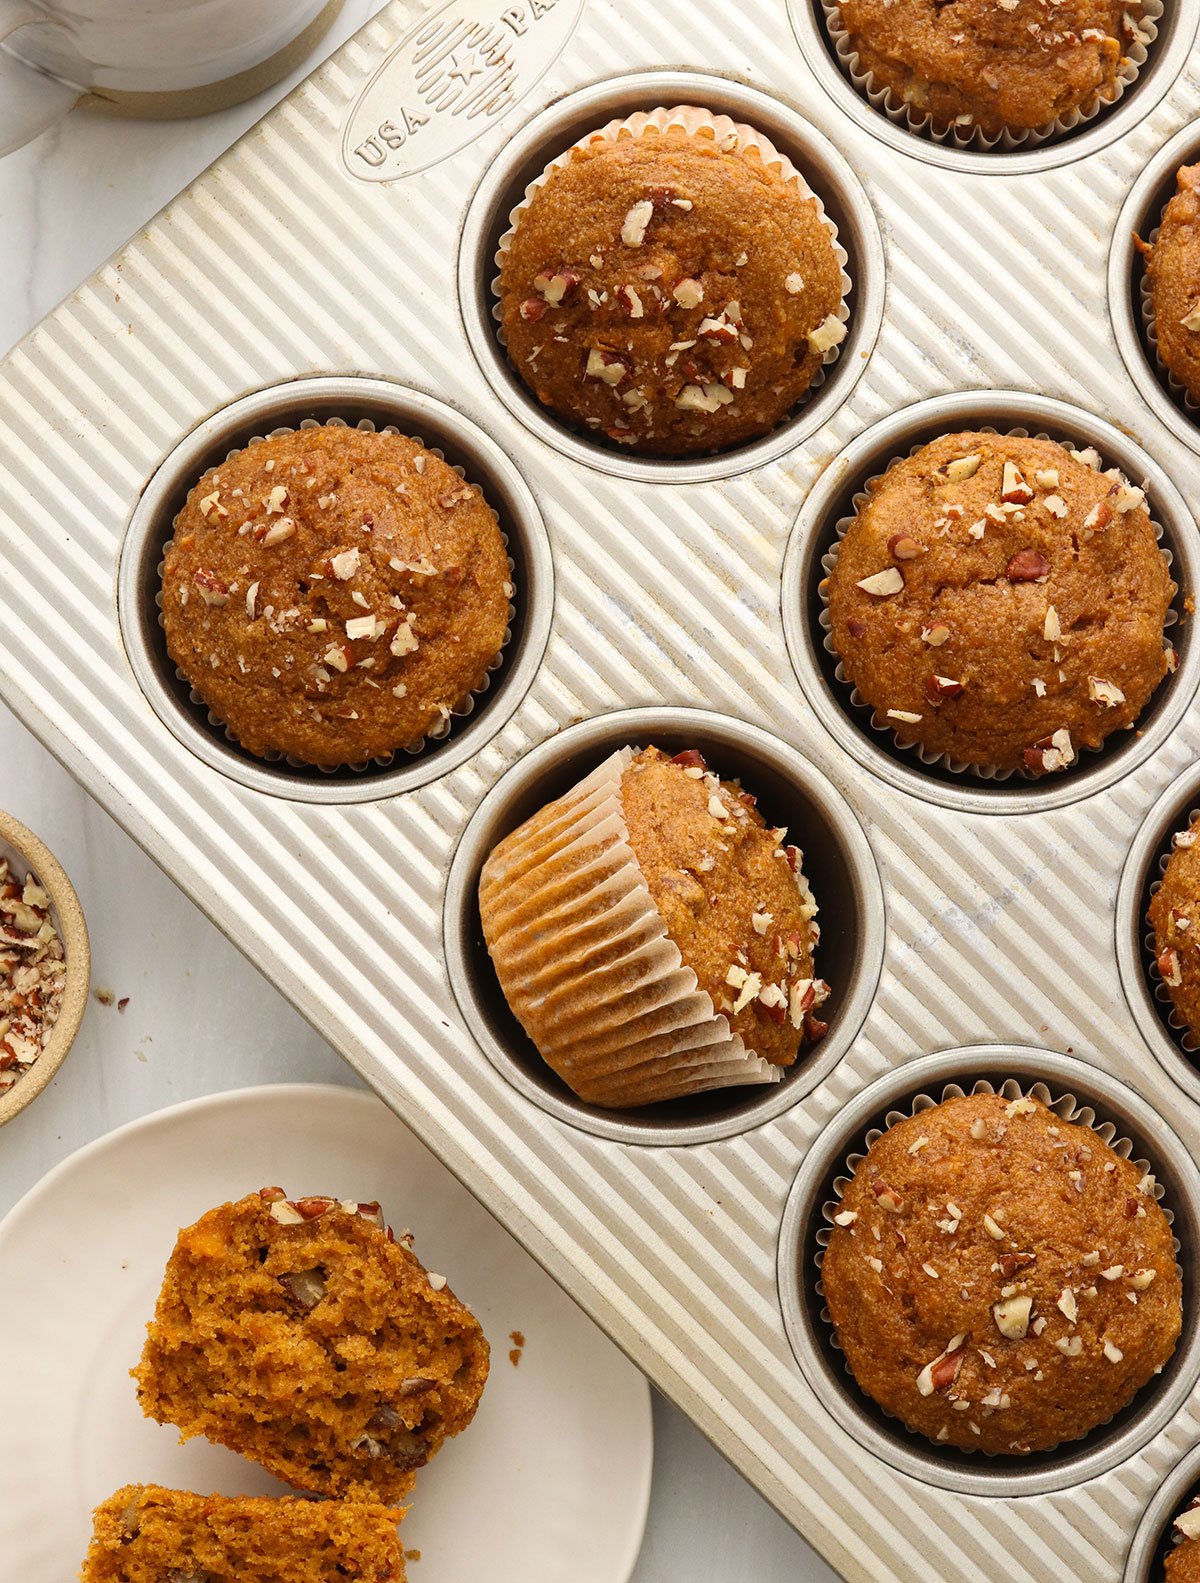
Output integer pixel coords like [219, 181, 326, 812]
[7, 1, 1200, 1578]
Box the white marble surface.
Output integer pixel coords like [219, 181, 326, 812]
[0, 10, 837, 1580]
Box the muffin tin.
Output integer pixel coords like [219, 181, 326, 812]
[5, 1, 1200, 1579]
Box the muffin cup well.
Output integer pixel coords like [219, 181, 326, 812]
[159, 416, 515, 773]
[818, 0, 1161, 154]
[477, 745, 783, 1109]
[493, 102, 852, 426]
[777, 1046, 1200, 1497]
[816, 426, 1178, 782]
[459, 70, 885, 486]
[1116, 764, 1200, 1111]
[117, 377, 554, 805]
[1123, 1442, 1200, 1582]
[444, 707, 885, 1147]
[0, 811, 90, 1129]
[781, 390, 1200, 815]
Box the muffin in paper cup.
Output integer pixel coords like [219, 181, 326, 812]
[477, 743, 829, 1110]
[493, 104, 851, 458]
[1138, 164, 1200, 419]
[819, 426, 1178, 781]
[1145, 813, 1200, 1058]
[1167, 1493, 1200, 1568]
[822, 0, 1161, 151]
[158, 418, 515, 773]
[817, 1078, 1182, 1456]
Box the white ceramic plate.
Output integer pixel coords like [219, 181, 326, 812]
[0, 1084, 653, 1581]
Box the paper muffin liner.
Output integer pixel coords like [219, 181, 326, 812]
[821, 0, 1161, 152]
[1143, 811, 1200, 1057]
[156, 416, 516, 775]
[478, 745, 791, 1110]
[817, 425, 1180, 782]
[1139, 221, 1200, 421]
[492, 104, 852, 436]
[813, 1075, 1181, 1457]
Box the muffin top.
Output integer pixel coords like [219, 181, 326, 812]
[1169, 1514, 1200, 1581]
[621, 746, 826, 1068]
[1148, 817, 1200, 1040]
[825, 431, 1175, 773]
[821, 1091, 1181, 1455]
[1143, 164, 1200, 405]
[1170, 1549, 1200, 1583]
[497, 121, 845, 457]
[834, 0, 1143, 136]
[162, 427, 511, 768]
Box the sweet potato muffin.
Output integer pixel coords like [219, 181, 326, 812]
[825, 431, 1175, 774]
[162, 427, 511, 768]
[833, 0, 1145, 137]
[80, 1486, 404, 1582]
[497, 118, 845, 456]
[1170, 1546, 1200, 1583]
[1168, 1506, 1200, 1580]
[1141, 164, 1200, 404]
[134, 1188, 489, 1502]
[822, 1091, 1182, 1455]
[1148, 818, 1200, 1039]
[479, 744, 828, 1108]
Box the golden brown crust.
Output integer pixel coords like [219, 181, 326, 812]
[497, 125, 844, 456]
[621, 747, 823, 1067]
[1166, 1534, 1200, 1582]
[1146, 164, 1200, 404]
[162, 427, 511, 768]
[1148, 817, 1200, 1039]
[134, 1190, 489, 1502]
[835, 0, 1139, 135]
[80, 1485, 404, 1582]
[825, 431, 1174, 773]
[822, 1092, 1182, 1455]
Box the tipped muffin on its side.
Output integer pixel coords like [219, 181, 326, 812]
[134, 1188, 489, 1503]
[479, 744, 828, 1108]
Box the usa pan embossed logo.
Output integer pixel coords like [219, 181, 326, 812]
[342, 0, 583, 181]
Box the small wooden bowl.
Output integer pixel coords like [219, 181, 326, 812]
[0, 811, 90, 1128]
